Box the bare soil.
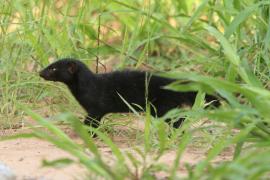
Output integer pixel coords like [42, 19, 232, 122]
[0, 118, 233, 180]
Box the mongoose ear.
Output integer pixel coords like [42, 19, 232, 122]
[68, 62, 77, 74]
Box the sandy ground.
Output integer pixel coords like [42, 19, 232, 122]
[0, 120, 233, 180]
[0, 138, 85, 180]
[0, 138, 213, 180]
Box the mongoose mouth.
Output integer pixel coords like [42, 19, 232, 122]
[39, 70, 48, 79]
[39, 70, 55, 81]
[39, 70, 44, 77]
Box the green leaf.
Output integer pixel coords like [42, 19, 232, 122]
[206, 26, 240, 67]
[78, 24, 97, 40]
[42, 158, 74, 168]
[169, 132, 192, 179]
[225, 1, 270, 38]
[58, 113, 101, 158]
[90, 128, 126, 164]
[182, 0, 210, 32]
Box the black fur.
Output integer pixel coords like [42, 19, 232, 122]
[39, 58, 219, 129]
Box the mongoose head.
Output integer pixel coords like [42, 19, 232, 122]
[39, 58, 81, 83]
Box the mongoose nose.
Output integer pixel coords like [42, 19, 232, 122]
[39, 70, 45, 78]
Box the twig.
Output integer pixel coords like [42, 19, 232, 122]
[78, 46, 107, 72]
[96, 13, 101, 73]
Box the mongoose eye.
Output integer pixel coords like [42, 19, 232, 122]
[50, 68, 57, 72]
[48, 67, 57, 73]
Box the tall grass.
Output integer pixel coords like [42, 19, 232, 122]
[1, 0, 270, 179]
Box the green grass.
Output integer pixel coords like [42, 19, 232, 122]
[1, 0, 270, 179]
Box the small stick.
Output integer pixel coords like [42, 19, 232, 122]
[96, 13, 101, 73]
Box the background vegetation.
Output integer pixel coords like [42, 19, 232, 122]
[1, 0, 270, 179]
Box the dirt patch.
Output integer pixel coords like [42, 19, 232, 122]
[0, 137, 86, 180]
[0, 121, 233, 180]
